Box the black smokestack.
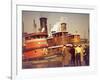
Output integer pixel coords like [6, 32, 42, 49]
[40, 17, 47, 33]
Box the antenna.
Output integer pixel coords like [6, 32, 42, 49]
[33, 19, 37, 32]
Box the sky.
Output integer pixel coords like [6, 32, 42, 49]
[22, 11, 89, 39]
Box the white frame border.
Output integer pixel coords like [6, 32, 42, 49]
[12, 2, 98, 80]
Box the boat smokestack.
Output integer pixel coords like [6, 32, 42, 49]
[40, 17, 48, 33]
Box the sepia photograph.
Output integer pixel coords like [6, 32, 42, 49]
[22, 11, 90, 69]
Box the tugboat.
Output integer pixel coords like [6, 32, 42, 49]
[23, 17, 49, 61]
[22, 17, 81, 68]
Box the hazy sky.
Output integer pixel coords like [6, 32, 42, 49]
[22, 11, 89, 39]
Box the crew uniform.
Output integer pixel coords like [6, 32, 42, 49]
[75, 46, 82, 66]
